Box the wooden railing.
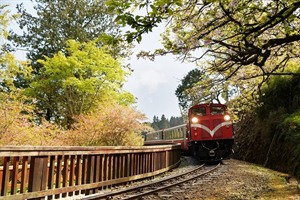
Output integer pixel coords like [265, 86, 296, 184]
[0, 145, 181, 200]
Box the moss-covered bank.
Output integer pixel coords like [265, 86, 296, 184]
[233, 74, 300, 181]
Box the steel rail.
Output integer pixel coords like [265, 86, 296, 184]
[84, 163, 221, 200]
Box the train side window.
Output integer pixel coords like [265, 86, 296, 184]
[211, 106, 225, 115]
[192, 107, 206, 116]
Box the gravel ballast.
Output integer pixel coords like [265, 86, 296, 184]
[163, 158, 300, 200]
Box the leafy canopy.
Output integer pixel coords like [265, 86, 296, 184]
[0, 3, 143, 146]
[107, 0, 300, 82]
[107, 0, 300, 116]
[175, 68, 225, 112]
[0, 4, 11, 39]
[25, 40, 134, 127]
[0, 5, 31, 96]
[10, 0, 130, 74]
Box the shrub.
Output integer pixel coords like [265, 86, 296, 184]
[64, 102, 148, 146]
[0, 95, 64, 146]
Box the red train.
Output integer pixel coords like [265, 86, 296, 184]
[187, 103, 234, 159]
[145, 103, 234, 160]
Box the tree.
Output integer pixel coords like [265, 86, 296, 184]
[159, 114, 169, 129]
[176, 68, 231, 113]
[170, 116, 184, 127]
[0, 5, 64, 146]
[64, 102, 147, 146]
[8, 0, 136, 128]
[176, 69, 210, 111]
[107, 0, 300, 84]
[25, 40, 134, 128]
[0, 94, 65, 146]
[0, 4, 30, 93]
[152, 115, 159, 130]
[10, 0, 130, 75]
[151, 114, 184, 130]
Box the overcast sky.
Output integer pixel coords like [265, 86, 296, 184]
[4, 0, 196, 121]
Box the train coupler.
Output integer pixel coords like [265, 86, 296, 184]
[209, 150, 215, 157]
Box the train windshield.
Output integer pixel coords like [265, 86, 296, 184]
[210, 106, 225, 115]
[191, 107, 206, 116]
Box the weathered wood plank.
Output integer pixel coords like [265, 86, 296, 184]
[74, 155, 82, 195]
[0, 145, 181, 157]
[20, 156, 28, 194]
[94, 155, 101, 193]
[55, 155, 62, 199]
[85, 155, 95, 195]
[28, 156, 48, 200]
[1, 157, 10, 196]
[11, 157, 19, 195]
[68, 155, 76, 196]
[81, 155, 88, 194]
[62, 155, 69, 198]
[47, 156, 55, 200]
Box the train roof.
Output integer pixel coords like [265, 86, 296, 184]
[189, 103, 227, 109]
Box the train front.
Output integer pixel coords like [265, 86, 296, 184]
[187, 103, 234, 160]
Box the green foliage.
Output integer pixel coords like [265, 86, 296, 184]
[110, 0, 300, 121]
[0, 5, 30, 93]
[257, 68, 300, 118]
[151, 114, 184, 130]
[0, 4, 10, 39]
[109, 0, 300, 97]
[1, 53, 31, 93]
[64, 102, 147, 146]
[175, 68, 230, 112]
[175, 69, 206, 111]
[0, 4, 145, 147]
[7, 0, 135, 129]
[278, 110, 300, 177]
[0, 6, 63, 146]
[254, 66, 300, 141]
[0, 4, 18, 40]
[282, 110, 300, 143]
[25, 40, 134, 127]
[234, 64, 300, 180]
[10, 0, 130, 74]
[106, 0, 182, 43]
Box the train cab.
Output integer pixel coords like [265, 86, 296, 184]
[187, 103, 234, 159]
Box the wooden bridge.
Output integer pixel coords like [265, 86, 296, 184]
[0, 144, 181, 200]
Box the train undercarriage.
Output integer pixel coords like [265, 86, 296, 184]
[188, 139, 234, 160]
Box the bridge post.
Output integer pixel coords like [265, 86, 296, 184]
[28, 156, 48, 200]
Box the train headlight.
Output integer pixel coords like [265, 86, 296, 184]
[191, 117, 199, 123]
[224, 114, 231, 121]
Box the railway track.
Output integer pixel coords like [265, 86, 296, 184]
[83, 160, 222, 200]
